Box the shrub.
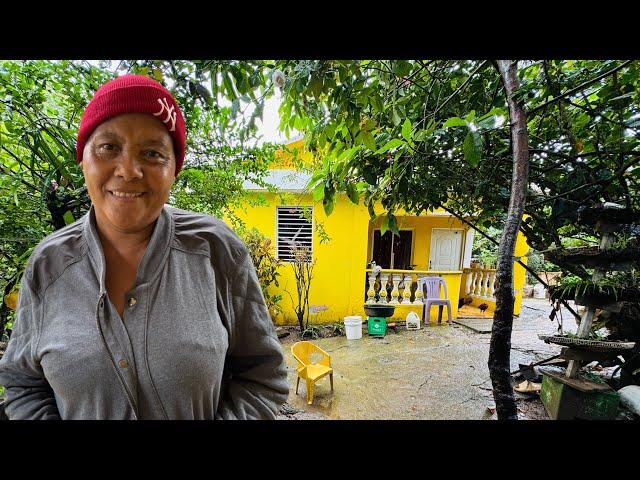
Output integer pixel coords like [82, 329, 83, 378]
[237, 227, 283, 322]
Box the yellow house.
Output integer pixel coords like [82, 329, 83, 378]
[230, 139, 529, 326]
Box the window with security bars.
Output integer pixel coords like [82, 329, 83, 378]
[276, 206, 313, 262]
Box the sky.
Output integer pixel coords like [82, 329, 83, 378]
[246, 91, 300, 145]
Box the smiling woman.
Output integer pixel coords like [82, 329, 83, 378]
[0, 74, 289, 420]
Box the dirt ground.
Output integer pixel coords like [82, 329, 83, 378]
[276, 297, 577, 420]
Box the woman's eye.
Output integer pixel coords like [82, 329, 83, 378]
[145, 150, 165, 159]
[100, 144, 115, 150]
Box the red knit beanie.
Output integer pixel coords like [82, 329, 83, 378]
[76, 74, 186, 175]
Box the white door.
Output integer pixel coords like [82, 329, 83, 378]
[429, 229, 464, 270]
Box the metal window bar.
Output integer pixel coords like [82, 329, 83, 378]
[276, 206, 313, 262]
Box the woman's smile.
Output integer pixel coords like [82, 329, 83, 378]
[107, 189, 147, 200]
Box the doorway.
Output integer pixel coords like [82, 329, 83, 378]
[371, 229, 414, 270]
[429, 228, 464, 270]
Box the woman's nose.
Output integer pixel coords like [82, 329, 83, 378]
[113, 150, 143, 181]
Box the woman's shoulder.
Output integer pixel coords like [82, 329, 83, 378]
[24, 218, 86, 295]
[166, 206, 248, 268]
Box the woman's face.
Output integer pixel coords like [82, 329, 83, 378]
[81, 113, 176, 235]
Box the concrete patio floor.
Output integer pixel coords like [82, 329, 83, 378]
[277, 298, 574, 420]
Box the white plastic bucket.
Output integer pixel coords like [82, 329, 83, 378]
[344, 315, 363, 340]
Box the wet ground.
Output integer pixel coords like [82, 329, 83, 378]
[276, 298, 576, 420]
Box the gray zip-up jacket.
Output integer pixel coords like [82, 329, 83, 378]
[0, 205, 289, 419]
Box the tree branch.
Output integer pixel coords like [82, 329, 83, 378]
[528, 60, 633, 115]
[432, 61, 490, 117]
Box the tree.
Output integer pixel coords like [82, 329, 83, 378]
[489, 60, 530, 420]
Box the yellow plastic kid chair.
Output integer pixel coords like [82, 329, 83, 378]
[291, 341, 334, 404]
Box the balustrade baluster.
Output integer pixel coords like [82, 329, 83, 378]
[487, 272, 496, 299]
[389, 274, 402, 304]
[379, 273, 389, 303]
[414, 275, 425, 305]
[465, 270, 473, 296]
[473, 270, 482, 296]
[401, 274, 412, 303]
[366, 271, 378, 304]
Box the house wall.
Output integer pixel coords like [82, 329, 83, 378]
[229, 192, 371, 326]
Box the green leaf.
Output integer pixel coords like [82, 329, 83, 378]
[391, 108, 401, 126]
[222, 72, 236, 99]
[475, 116, 498, 130]
[380, 215, 389, 236]
[388, 213, 398, 235]
[367, 202, 376, 220]
[363, 168, 377, 186]
[63, 210, 75, 225]
[478, 107, 506, 121]
[309, 75, 323, 99]
[346, 183, 359, 205]
[338, 146, 360, 163]
[341, 125, 349, 139]
[230, 99, 240, 118]
[371, 96, 383, 113]
[361, 131, 376, 151]
[402, 118, 412, 141]
[463, 130, 483, 167]
[312, 182, 325, 201]
[443, 117, 468, 128]
[374, 138, 404, 154]
[323, 195, 335, 216]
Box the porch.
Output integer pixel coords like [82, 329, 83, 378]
[459, 266, 498, 317]
[364, 268, 463, 322]
[364, 264, 499, 321]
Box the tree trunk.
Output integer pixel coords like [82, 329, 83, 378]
[490, 60, 530, 420]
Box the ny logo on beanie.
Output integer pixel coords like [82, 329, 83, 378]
[153, 97, 177, 132]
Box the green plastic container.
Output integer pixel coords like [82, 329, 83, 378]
[367, 317, 387, 336]
[540, 374, 620, 420]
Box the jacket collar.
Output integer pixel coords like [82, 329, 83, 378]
[83, 205, 174, 291]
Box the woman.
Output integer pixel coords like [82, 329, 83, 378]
[0, 74, 289, 419]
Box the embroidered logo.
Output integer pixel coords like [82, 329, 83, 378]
[152, 97, 177, 132]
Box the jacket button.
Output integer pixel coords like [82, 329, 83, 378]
[128, 297, 137, 307]
[118, 359, 128, 368]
